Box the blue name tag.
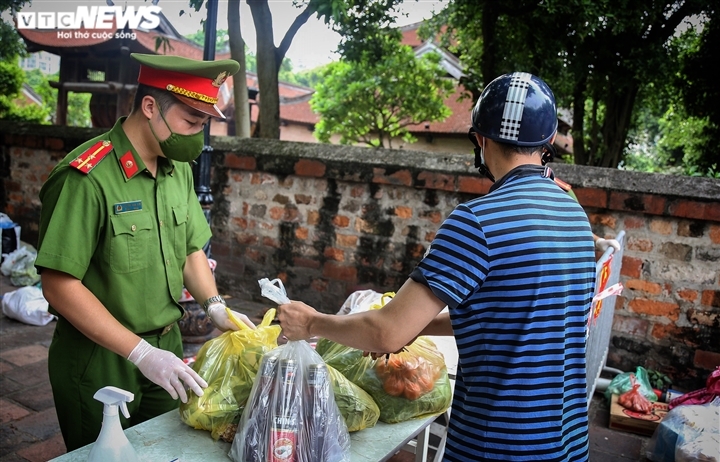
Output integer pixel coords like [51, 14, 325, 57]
[114, 201, 142, 214]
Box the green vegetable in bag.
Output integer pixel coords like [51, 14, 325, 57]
[327, 365, 379, 432]
[605, 366, 658, 403]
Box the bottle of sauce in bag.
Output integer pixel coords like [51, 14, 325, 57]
[269, 359, 300, 462]
[243, 354, 278, 462]
[306, 363, 329, 461]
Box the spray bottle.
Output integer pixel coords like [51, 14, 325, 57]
[87, 386, 140, 462]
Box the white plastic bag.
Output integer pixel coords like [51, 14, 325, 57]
[1, 286, 55, 326]
[0, 246, 40, 286]
[258, 278, 291, 305]
[336, 289, 384, 316]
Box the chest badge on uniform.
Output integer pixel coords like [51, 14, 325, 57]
[114, 201, 142, 214]
[119, 151, 139, 179]
[69, 140, 113, 174]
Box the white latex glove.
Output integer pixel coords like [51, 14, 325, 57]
[595, 238, 621, 252]
[127, 339, 208, 403]
[207, 303, 256, 332]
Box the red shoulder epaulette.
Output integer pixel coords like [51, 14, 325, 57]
[553, 177, 573, 192]
[69, 140, 113, 174]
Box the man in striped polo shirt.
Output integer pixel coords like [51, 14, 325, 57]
[278, 72, 596, 461]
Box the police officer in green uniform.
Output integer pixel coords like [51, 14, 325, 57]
[35, 54, 254, 451]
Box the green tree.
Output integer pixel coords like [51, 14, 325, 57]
[622, 20, 718, 178]
[23, 69, 92, 127]
[311, 44, 454, 148]
[0, 0, 51, 123]
[190, 0, 404, 139]
[674, 8, 719, 176]
[65, 92, 92, 127]
[0, 0, 28, 60]
[25, 69, 55, 105]
[184, 29, 231, 53]
[0, 61, 49, 123]
[424, 0, 713, 170]
[294, 64, 330, 89]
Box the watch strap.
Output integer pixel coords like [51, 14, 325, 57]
[202, 295, 226, 312]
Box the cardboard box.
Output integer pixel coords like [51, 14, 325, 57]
[609, 393, 669, 436]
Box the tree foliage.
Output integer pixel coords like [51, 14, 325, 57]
[674, 8, 719, 175]
[311, 44, 453, 148]
[624, 20, 719, 178]
[184, 29, 231, 53]
[293, 64, 330, 89]
[189, 0, 405, 138]
[0, 61, 49, 123]
[21, 69, 91, 127]
[318, 0, 404, 63]
[0, 0, 28, 60]
[423, 0, 715, 173]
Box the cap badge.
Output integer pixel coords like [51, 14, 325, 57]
[212, 71, 228, 87]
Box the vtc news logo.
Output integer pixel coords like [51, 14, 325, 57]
[16, 5, 161, 30]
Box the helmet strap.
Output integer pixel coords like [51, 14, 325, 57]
[469, 128, 496, 182]
[474, 137, 495, 183]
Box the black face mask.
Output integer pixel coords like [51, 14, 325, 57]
[468, 128, 495, 183]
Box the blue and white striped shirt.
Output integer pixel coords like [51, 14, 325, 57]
[412, 165, 595, 461]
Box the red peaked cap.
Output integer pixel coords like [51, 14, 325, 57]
[132, 53, 240, 119]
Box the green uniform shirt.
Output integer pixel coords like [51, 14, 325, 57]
[36, 117, 211, 333]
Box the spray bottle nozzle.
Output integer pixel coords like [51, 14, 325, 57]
[88, 386, 139, 462]
[93, 386, 134, 419]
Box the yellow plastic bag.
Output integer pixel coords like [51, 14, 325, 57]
[179, 308, 281, 441]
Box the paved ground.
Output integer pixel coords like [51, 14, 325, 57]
[0, 274, 655, 462]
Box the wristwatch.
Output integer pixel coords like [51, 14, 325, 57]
[202, 295, 226, 312]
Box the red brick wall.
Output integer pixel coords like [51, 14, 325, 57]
[1, 123, 718, 391]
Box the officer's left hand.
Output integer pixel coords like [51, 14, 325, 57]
[595, 238, 621, 252]
[207, 303, 256, 331]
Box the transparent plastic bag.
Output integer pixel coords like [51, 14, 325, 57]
[258, 277, 291, 305]
[179, 309, 281, 441]
[229, 340, 351, 462]
[605, 366, 658, 403]
[0, 247, 40, 286]
[336, 289, 383, 316]
[677, 432, 719, 462]
[618, 374, 653, 413]
[647, 397, 719, 462]
[317, 336, 452, 424]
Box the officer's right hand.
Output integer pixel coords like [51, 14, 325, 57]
[207, 303, 256, 332]
[127, 339, 208, 403]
